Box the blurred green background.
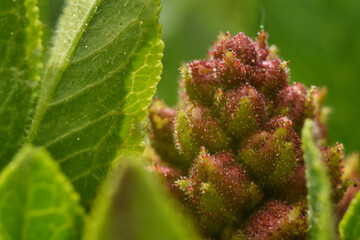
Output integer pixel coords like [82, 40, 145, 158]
[44, 0, 359, 153]
[158, 0, 360, 153]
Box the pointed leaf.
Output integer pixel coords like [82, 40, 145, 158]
[0, 0, 42, 169]
[28, 0, 163, 209]
[84, 160, 200, 240]
[302, 119, 335, 240]
[0, 145, 85, 240]
[339, 191, 360, 240]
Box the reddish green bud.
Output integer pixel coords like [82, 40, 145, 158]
[243, 201, 307, 240]
[275, 83, 307, 131]
[220, 84, 266, 140]
[147, 31, 351, 239]
[337, 153, 360, 217]
[174, 105, 199, 161]
[149, 160, 182, 195]
[305, 86, 328, 118]
[322, 143, 352, 203]
[251, 59, 289, 98]
[305, 86, 329, 146]
[148, 98, 189, 169]
[176, 148, 262, 234]
[254, 30, 270, 61]
[209, 32, 257, 65]
[238, 116, 304, 192]
[177, 105, 230, 154]
[182, 60, 220, 105]
[214, 51, 250, 90]
[175, 103, 230, 159]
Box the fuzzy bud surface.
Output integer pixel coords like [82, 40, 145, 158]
[147, 31, 354, 239]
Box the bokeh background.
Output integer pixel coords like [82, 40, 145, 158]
[44, 0, 360, 153]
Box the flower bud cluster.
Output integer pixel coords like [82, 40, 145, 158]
[147, 31, 352, 239]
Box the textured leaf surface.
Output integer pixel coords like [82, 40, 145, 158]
[37, 0, 64, 53]
[302, 119, 335, 240]
[84, 160, 199, 240]
[28, 0, 163, 208]
[0, 0, 42, 169]
[339, 191, 360, 240]
[0, 145, 85, 240]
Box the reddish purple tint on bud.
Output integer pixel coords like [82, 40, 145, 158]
[337, 153, 360, 217]
[148, 99, 187, 169]
[221, 84, 266, 139]
[322, 143, 352, 203]
[275, 83, 307, 131]
[190, 106, 230, 154]
[215, 52, 249, 89]
[244, 201, 307, 240]
[176, 148, 262, 233]
[210, 32, 257, 65]
[183, 60, 219, 105]
[147, 31, 351, 239]
[265, 115, 294, 131]
[252, 59, 289, 98]
[150, 161, 182, 195]
[238, 116, 304, 193]
[174, 105, 199, 162]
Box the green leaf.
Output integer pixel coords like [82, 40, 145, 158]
[37, 0, 65, 54]
[27, 0, 163, 209]
[84, 159, 200, 240]
[0, 145, 85, 240]
[0, 0, 42, 169]
[301, 119, 335, 240]
[339, 190, 360, 240]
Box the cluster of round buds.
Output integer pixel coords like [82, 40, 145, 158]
[147, 31, 353, 239]
[175, 147, 262, 235]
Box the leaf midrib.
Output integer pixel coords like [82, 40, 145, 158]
[48, 13, 144, 107]
[41, 17, 149, 149]
[27, 0, 102, 142]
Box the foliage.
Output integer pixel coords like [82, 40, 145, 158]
[340, 190, 360, 240]
[0, 145, 85, 240]
[0, 0, 359, 239]
[302, 119, 334, 240]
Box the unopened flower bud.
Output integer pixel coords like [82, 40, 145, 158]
[148, 30, 351, 239]
[305, 86, 329, 146]
[148, 99, 189, 169]
[182, 60, 219, 105]
[210, 32, 257, 65]
[174, 105, 199, 162]
[176, 148, 262, 234]
[189, 105, 230, 154]
[149, 161, 182, 195]
[337, 153, 360, 217]
[244, 201, 307, 240]
[238, 116, 303, 192]
[252, 59, 289, 98]
[275, 83, 308, 131]
[220, 84, 266, 140]
[215, 51, 250, 90]
[322, 143, 352, 203]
